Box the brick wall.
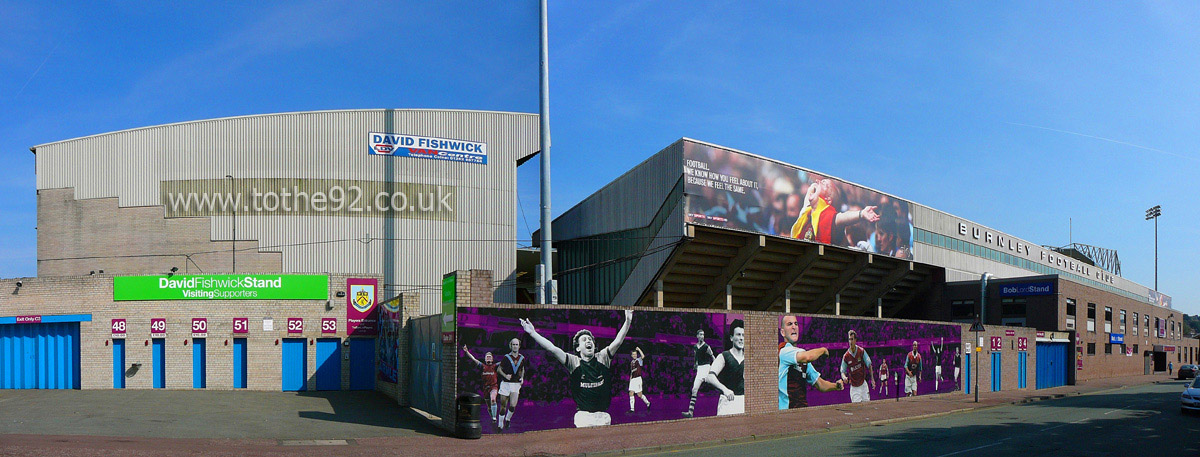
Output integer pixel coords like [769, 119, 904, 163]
[1057, 280, 1197, 381]
[0, 274, 380, 391]
[962, 325, 1038, 393]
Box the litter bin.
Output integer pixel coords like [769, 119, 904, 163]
[455, 393, 482, 439]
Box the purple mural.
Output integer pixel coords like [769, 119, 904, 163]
[457, 307, 745, 434]
[778, 315, 961, 409]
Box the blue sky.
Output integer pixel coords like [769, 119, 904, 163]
[2, 2, 1197, 316]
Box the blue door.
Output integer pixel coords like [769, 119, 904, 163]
[1017, 352, 1027, 389]
[964, 353, 971, 394]
[1036, 342, 1068, 389]
[281, 338, 307, 391]
[113, 339, 125, 388]
[0, 322, 82, 389]
[991, 352, 1002, 391]
[349, 339, 374, 390]
[315, 339, 341, 391]
[233, 338, 247, 389]
[192, 338, 206, 389]
[152, 338, 166, 389]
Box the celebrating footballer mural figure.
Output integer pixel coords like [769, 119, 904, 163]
[779, 315, 846, 409]
[520, 309, 634, 428]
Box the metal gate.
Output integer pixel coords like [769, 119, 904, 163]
[0, 321, 82, 389]
[409, 315, 442, 415]
[1036, 342, 1068, 389]
[1017, 352, 1028, 389]
[991, 352, 1002, 392]
[315, 338, 342, 391]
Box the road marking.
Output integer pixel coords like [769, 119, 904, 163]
[1043, 417, 1090, 432]
[279, 440, 349, 446]
[935, 440, 1006, 457]
[1103, 405, 1132, 415]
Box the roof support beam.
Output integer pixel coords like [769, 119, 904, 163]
[695, 234, 765, 308]
[811, 254, 872, 314]
[635, 225, 694, 307]
[850, 261, 913, 316]
[756, 244, 823, 311]
[888, 272, 935, 318]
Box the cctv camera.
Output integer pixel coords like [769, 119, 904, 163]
[15, 281, 22, 287]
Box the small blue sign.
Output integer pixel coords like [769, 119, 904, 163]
[999, 282, 1055, 296]
[1109, 333, 1124, 344]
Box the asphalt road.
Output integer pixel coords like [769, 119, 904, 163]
[631, 380, 1200, 457]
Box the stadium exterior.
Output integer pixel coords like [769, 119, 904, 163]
[1, 109, 538, 391]
[547, 138, 1196, 383]
[0, 113, 1194, 401]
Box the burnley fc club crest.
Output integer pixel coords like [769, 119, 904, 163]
[350, 284, 375, 312]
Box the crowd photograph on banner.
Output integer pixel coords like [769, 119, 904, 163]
[778, 315, 961, 409]
[683, 142, 914, 260]
[457, 307, 746, 434]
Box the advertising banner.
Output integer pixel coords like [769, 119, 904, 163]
[442, 274, 457, 344]
[682, 141, 914, 260]
[777, 315, 961, 409]
[114, 274, 328, 301]
[457, 307, 745, 434]
[346, 278, 378, 336]
[368, 132, 488, 165]
[378, 297, 402, 383]
[1109, 333, 1124, 344]
[1149, 290, 1172, 309]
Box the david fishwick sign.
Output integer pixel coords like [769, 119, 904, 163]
[114, 275, 329, 301]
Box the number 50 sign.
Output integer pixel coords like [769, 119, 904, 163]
[191, 318, 208, 337]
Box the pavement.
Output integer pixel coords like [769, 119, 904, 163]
[0, 373, 1183, 457]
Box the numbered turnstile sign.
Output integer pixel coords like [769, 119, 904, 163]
[1017, 337, 1028, 351]
[287, 318, 303, 334]
[990, 336, 1003, 351]
[232, 317, 249, 334]
[321, 318, 337, 334]
[150, 318, 167, 337]
[191, 318, 208, 337]
[111, 319, 127, 338]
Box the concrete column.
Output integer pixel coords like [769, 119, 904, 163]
[784, 289, 791, 314]
[877, 297, 883, 318]
[655, 280, 664, 308]
[725, 284, 733, 310]
[835, 293, 841, 315]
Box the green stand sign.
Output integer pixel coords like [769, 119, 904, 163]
[114, 274, 329, 301]
[442, 273, 456, 343]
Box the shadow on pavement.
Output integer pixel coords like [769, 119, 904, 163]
[294, 391, 450, 437]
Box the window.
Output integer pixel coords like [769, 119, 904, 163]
[951, 300, 975, 320]
[1087, 343, 1096, 355]
[1104, 307, 1112, 333]
[1087, 303, 1096, 332]
[1132, 312, 1138, 336]
[1002, 298, 1026, 317]
[1105, 343, 1113, 354]
[1133, 344, 1139, 355]
[1066, 299, 1076, 329]
[1120, 310, 1126, 333]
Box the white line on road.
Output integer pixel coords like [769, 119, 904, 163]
[935, 440, 1006, 457]
[1043, 417, 1090, 432]
[1103, 405, 1133, 415]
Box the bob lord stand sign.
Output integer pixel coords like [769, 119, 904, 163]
[113, 275, 329, 301]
